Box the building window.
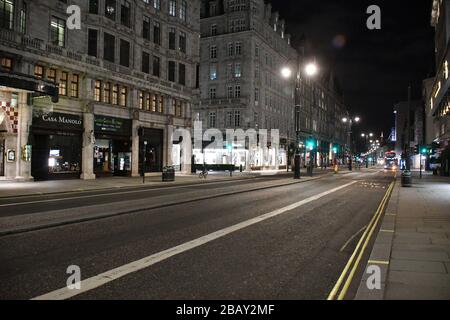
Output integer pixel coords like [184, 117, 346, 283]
[71, 74, 79, 98]
[120, 0, 130, 27]
[153, 21, 161, 45]
[50, 16, 66, 47]
[153, 55, 160, 77]
[211, 24, 217, 36]
[227, 85, 233, 99]
[103, 33, 115, 62]
[94, 80, 102, 102]
[151, 93, 157, 112]
[209, 112, 216, 128]
[0, 0, 14, 29]
[174, 99, 182, 117]
[119, 39, 130, 67]
[19, 2, 27, 33]
[255, 44, 259, 57]
[88, 29, 98, 57]
[168, 61, 176, 82]
[234, 110, 241, 127]
[119, 86, 127, 107]
[210, 45, 217, 59]
[234, 63, 241, 78]
[1, 57, 12, 71]
[112, 84, 119, 104]
[158, 95, 164, 113]
[145, 92, 151, 111]
[169, 27, 176, 50]
[142, 51, 150, 74]
[226, 111, 233, 127]
[154, 0, 160, 10]
[209, 87, 216, 99]
[180, 0, 187, 21]
[34, 65, 44, 78]
[59, 71, 68, 96]
[179, 31, 186, 53]
[228, 43, 234, 56]
[235, 42, 242, 55]
[209, 3, 217, 16]
[178, 63, 186, 86]
[105, 0, 116, 20]
[169, 0, 176, 16]
[254, 87, 259, 103]
[47, 68, 57, 83]
[210, 64, 217, 80]
[235, 85, 241, 98]
[139, 91, 144, 109]
[103, 82, 111, 103]
[89, 0, 99, 14]
[143, 16, 151, 40]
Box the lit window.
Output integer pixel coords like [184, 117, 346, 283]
[210, 65, 217, 80]
[50, 16, 66, 47]
[120, 86, 127, 106]
[94, 80, 102, 102]
[1, 57, 12, 71]
[103, 82, 111, 103]
[34, 65, 44, 78]
[47, 68, 57, 83]
[71, 74, 79, 98]
[59, 71, 68, 96]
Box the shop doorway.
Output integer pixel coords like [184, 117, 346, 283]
[31, 135, 49, 181]
[94, 139, 132, 177]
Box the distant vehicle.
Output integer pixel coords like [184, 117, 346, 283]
[384, 160, 398, 171]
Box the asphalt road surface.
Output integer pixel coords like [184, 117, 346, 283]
[0, 169, 394, 300]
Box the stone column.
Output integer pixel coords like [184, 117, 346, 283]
[81, 112, 96, 180]
[131, 119, 140, 177]
[15, 92, 32, 181]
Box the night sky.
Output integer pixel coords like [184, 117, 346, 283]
[270, 0, 435, 138]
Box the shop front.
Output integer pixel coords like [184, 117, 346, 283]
[139, 127, 163, 174]
[31, 110, 83, 181]
[94, 116, 132, 177]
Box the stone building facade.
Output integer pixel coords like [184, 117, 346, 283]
[194, 0, 348, 170]
[0, 0, 200, 181]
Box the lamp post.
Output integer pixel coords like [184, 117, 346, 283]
[342, 116, 361, 171]
[281, 60, 318, 179]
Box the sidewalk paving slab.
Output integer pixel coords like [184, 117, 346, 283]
[356, 172, 450, 300]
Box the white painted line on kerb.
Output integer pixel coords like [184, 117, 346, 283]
[32, 181, 357, 300]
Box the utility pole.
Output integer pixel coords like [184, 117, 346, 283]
[406, 85, 412, 171]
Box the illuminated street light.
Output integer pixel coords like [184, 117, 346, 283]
[305, 62, 318, 77]
[281, 67, 292, 79]
[354, 116, 361, 123]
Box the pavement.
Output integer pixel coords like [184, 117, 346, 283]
[0, 168, 390, 300]
[356, 171, 450, 300]
[0, 168, 347, 199]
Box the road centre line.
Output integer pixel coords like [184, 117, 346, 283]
[32, 181, 357, 300]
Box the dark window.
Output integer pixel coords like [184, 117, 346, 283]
[50, 16, 66, 47]
[120, 39, 130, 67]
[179, 32, 186, 53]
[143, 16, 151, 40]
[153, 56, 160, 77]
[178, 63, 185, 86]
[105, 0, 116, 20]
[120, 0, 130, 27]
[19, 2, 26, 33]
[153, 21, 161, 45]
[103, 33, 115, 62]
[0, 0, 14, 29]
[142, 51, 150, 74]
[169, 27, 176, 50]
[88, 29, 98, 57]
[89, 0, 99, 14]
[168, 61, 176, 82]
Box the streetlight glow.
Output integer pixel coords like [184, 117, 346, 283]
[281, 67, 292, 79]
[305, 63, 318, 77]
[354, 116, 361, 123]
[342, 117, 348, 123]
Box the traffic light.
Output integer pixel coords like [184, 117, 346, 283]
[414, 144, 419, 155]
[306, 137, 314, 151]
[421, 147, 428, 155]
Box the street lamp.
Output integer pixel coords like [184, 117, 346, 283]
[281, 60, 319, 179]
[342, 116, 361, 171]
[360, 132, 373, 168]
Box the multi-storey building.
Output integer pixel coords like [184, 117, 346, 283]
[0, 0, 200, 181]
[429, 0, 450, 175]
[195, 0, 348, 170]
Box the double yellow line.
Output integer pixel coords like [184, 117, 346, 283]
[327, 180, 395, 300]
